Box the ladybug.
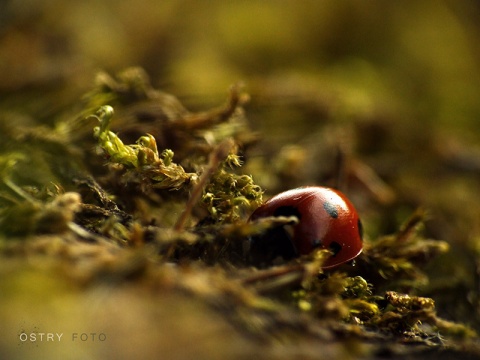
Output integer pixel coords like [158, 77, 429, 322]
[248, 186, 363, 269]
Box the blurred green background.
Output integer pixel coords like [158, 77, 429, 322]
[3, 0, 480, 134]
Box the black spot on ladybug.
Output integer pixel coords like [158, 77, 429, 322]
[328, 241, 342, 256]
[358, 219, 363, 241]
[273, 205, 302, 219]
[323, 201, 338, 218]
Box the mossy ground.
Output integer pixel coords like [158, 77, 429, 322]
[1, 2, 480, 359]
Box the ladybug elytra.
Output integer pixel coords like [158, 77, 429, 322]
[249, 186, 363, 269]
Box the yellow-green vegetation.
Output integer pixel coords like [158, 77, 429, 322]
[2, 5, 480, 359]
[1, 67, 479, 360]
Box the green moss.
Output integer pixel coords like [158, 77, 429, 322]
[0, 67, 478, 359]
[91, 105, 196, 190]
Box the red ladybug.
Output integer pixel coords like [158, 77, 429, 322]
[249, 186, 363, 269]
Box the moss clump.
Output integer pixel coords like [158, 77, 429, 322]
[92, 105, 196, 190]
